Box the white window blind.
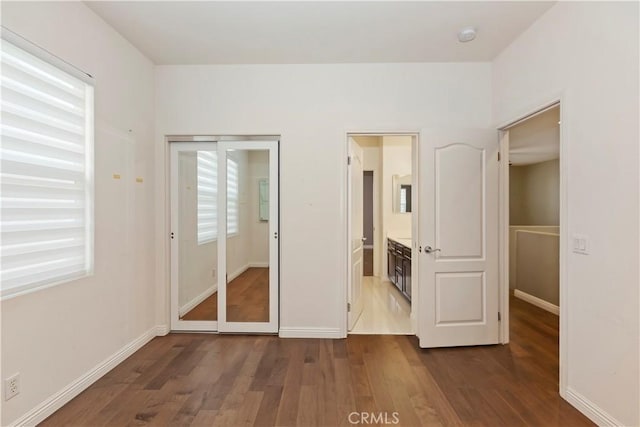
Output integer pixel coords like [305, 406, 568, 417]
[227, 158, 239, 235]
[197, 151, 217, 244]
[0, 36, 94, 298]
[196, 152, 239, 243]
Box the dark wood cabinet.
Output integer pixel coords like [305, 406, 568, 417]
[403, 249, 411, 300]
[387, 239, 411, 302]
[387, 241, 397, 288]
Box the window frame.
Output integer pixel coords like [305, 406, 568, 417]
[0, 28, 95, 299]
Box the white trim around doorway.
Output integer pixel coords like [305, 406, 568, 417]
[496, 94, 568, 397]
[342, 130, 421, 338]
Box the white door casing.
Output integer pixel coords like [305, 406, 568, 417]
[418, 128, 499, 347]
[348, 137, 365, 331]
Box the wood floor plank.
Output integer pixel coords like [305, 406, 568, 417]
[274, 340, 304, 426]
[181, 268, 269, 322]
[41, 296, 594, 427]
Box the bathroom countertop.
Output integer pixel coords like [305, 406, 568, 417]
[388, 237, 412, 248]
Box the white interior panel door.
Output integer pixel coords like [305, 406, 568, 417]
[348, 137, 365, 330]
[418, 128, 499, 347]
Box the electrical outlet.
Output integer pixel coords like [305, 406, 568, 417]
[211, 268, 216, 279]
[5, 373, 20, 401]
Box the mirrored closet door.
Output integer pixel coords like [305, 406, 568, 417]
[170, 139, 279, 333]
[217, 140, 279, 333]
[170, 142, 220, 331]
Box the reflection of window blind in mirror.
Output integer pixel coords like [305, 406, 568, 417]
[259, 179, 269, 221]
[196, 151, 217, 244]
[400, 188, 407, 213]
[227, 158, 239, 234]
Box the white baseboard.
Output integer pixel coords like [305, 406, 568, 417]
[279, 327, 343, 339]
[227, 263, 268, 282]
[11, 325, 164, 427]
[564, 387, 624, 427]
[154, 324, 169, 336]
[248, 262, 269, 268]
[228, 264, 249, 283]
[179, 284, 217, 317]
[514, 289, 559, 315]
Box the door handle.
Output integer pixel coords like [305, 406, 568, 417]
[362, 237, 367, 242]
[424, 246, 441, 254]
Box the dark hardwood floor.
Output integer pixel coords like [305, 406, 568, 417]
[40, 296, 592, 426]
[181, 267, 269, 322]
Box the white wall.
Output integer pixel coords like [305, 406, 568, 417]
[381, 136, 412, 279]
[155, 63, 493, 336]
[224, 150, 251, 279]
[514, 230, 559, 306]
[0, 2, 156, 425]
[493, 2, 639, 425]
[247, 150, 270, 266]
[508, 106, 559, 165]
[510, 159, 560, 226]
[509, 225, 559, 290]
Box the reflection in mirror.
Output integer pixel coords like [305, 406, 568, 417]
[178, 150, 219, 321]
[226, 149, 270, 322]
[393, 174, 412, 213]
[258, 179, 269, 221]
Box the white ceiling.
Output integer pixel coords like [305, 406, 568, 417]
[508, 106, 560, 166]
[85, 1, 555, 65]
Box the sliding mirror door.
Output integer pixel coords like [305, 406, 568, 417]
[217, 141, 279, 333]
[170, 142, 219, 331]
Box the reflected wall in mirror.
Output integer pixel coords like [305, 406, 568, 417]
[178, 149, 219, 321]
[393, 174, 412, 213]
[225, 149, 271, 323]
[258, 178, 269, 221]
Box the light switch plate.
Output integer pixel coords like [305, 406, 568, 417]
[572, 234, 589, 255]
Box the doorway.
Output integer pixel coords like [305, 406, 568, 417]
[169, 137, 280, 333]
[346, 133, 417, 335]
[499, 102, 565, 390]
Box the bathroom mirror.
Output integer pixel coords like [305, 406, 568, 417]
[392, 174, 412, 213]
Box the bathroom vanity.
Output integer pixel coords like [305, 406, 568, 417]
[387, 238, 412, 302]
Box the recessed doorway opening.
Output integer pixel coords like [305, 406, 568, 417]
[499, 101, 566, 392]
[346, 133, 418, 335]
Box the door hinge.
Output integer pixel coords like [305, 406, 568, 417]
[347, 156, 352, 165]
[347, 302, 351, 312]
[498, 152, 501, 161]
[498, 312, 501, 321]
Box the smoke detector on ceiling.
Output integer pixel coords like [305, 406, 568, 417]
[458, 27, 477, 43]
